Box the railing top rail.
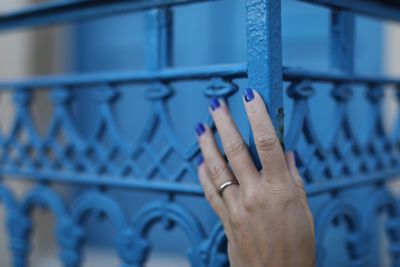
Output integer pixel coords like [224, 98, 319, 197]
[1, 65, 400, 90]
[283, 67, 400, 85]
[0, 0, 219, 32]
[1, 0, 399, 33]
[0, 63, 247, 90]
[299, 0, 400, 22]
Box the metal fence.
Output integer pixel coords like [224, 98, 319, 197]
[0, 0, 400, 266]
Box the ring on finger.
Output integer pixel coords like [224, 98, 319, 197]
[218, 180, 239, 197]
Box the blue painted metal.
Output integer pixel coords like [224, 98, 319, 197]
[0, 64, 247, 89]
[300, 0, 400, 22]
[0, 0, 398, 266]
[247, 0, 283, 169]
[1, 0, 400, 33]
[0, 0, 218, 32]
[329, 10, 354, 73]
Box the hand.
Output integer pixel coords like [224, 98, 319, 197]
[195, 89, 315, 267]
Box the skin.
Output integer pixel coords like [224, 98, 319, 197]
[196, 89, 315, 267]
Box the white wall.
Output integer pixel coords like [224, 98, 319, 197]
[384, 23, 400, 197]
[0, 1, 32, 266]
[0, 1, 59, 266]
[385, 23, 400, 76]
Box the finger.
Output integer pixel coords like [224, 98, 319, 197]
[243, 88, 290, 183]
[209, 98, 259, 188]
[285, 151, 307, 199]
[197, 157, 229, 221]
[196, 123, 239, 210]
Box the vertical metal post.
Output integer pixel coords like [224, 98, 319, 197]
[144, 8, 174, 201]
[145, 8, 173, 70]
[330, 10, 354, 73]
[246, 0, 283, 168]
[246, 0, 283, 140]
[329, 9, 360, 265]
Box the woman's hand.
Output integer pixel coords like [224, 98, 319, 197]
[195, 89, 315, 267]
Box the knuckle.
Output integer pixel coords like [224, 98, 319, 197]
[209, 164, 228, 180]
[224, 140, 246, 158]
[255, 134, 277, 152]
[271, 186, 297, 207]
[280, 193, 296, 205]
[243, 190, 265, 210]
[205, 190, 217, 204]
[295, 179, 305, 191]
[229, 209, 246, 227]
[204, 191, 225, 219]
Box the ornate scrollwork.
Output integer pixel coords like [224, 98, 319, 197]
[0, 1, 400, 265]
[1, 64, 400, 266]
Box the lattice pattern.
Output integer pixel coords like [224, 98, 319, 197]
[1, 0, 400, 266]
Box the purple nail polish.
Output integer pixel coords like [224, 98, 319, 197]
[196, 155, 204, 166]
[210, 98, 221, 111]
[244, 88, 255, 102]
[195, 123, 206, 136]
[294, 151, 301, 168]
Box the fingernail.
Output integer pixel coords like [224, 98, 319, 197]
[196, 155, 204, 166]
[209, 98, 220, 111]
[195, 123, 206, 136]
[294, 151, 301, 168]
[244, 88, 255, 102]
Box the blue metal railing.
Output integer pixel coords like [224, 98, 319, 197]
[0, 0, 219, 31]
[0, 0, 400, 266]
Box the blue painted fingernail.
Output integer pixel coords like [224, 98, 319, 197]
[195, 123, 206, 136]
[244, 88, 255, 102]
[196, 155, 204, 166]
[294, 151, 301, 168]
[210, 98, 220, 111]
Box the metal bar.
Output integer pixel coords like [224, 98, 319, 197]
[0, 63, 248, 90]
[305, 170, 400, 196]
[330, 10, 354, 73]
[0, 167, 399, 196]
[246, 0, 283, 142]
[145, 8, 173, 70]
[282, 67, 400, 84]
[299, 0, 400, 22]
[0, 169, 205, 195]
[3, 65, 400, 91]
[0, 0, 219, 32]
[246, 0, 283, 169]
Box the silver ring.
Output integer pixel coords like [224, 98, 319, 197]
[218, 180, 239, 197]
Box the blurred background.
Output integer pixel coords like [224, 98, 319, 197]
[1, 0, 400, 266]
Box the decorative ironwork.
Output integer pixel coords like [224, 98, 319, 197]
[0, 0, 400, 266]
